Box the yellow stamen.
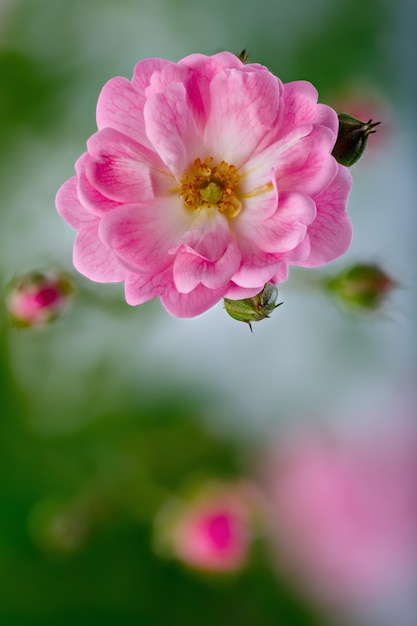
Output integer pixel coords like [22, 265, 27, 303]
[241, 182, 274, 199]
[180, 157, 242, 219]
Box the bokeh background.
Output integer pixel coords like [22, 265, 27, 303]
[1, 0, 416, 625]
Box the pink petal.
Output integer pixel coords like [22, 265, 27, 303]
[158, 62, 209, 134]
[204, 68, 282, 167]
[85, 128, 170, 203]
[240, 124, 312, 193]
[73, 223, 126, 282]
[281, 236, 311, 264]
[124, 268, 171, 305]
[314, 103, 339, 137]
[132, 57, 172, 91]
[77, 161, 124, 215]
[232, 240, 282, 288]
[296, 165, 353, 267]
[173, 236, 241, 293]
[179, 51, 245, 75]
[280, 81, 338, 139]
[178, 52, 266, 133]
[99, 199, 192, 273]
[224, 283, 267, 299]
[275, 126, 338, 196]
[237, 191, 316, 254]
[145, 62, 191, 98]
[225, 268, 289, 302]
[160, 279, 228, 318]
[143, 82, 204, 178]
[240, 185, 278, 224]
[269, 263, 289, 283]
[96, 76, 151, 148]
[55, 177, 95, 229]
[239, 167, 279, 223]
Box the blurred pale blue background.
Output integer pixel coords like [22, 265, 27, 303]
[1, 1, 416, 625]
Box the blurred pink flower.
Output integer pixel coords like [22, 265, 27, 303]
[155, 482, 259, 572]
[261, 430, 417, 608]
[330, 85, 391, 156]
[6, 270, 73, 327]
[56, 52, 352, 318]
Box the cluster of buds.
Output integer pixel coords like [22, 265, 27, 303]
[6, 270, 74, 327]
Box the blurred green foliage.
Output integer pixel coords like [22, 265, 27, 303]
[0, 49, 58, 135]
[1, 321, 324, 625]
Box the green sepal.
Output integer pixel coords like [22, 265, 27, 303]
[332, 112, 380, 167]
[224, 283, 283, 332]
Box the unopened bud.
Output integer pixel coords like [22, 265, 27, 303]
[324, 263, 396, 312]
[154, 481, 260, 573]
[332, 113, 381, 167]
[224, 283, 283, 332]
[6, 270, 74, 327]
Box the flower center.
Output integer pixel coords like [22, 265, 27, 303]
[180, 157, 242, 218]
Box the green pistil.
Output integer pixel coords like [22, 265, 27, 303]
[200, 182, 222, 205]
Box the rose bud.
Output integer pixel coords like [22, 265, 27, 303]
[154, 482, 260, 573]
[224, 283, 283, 331]
[324, 262, 396, 312]
[332, 113, 380, 167]
[6, 270, 74, 327]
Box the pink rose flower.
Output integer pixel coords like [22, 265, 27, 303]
[261, 431, 417, 608]
[56, 52, 352, 318]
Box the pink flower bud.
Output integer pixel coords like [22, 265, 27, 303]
[155, 482, 259, 573]
[330, 88, 390, 157]
[6, 270, 74, 327]
[332, 113, 380, 167]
